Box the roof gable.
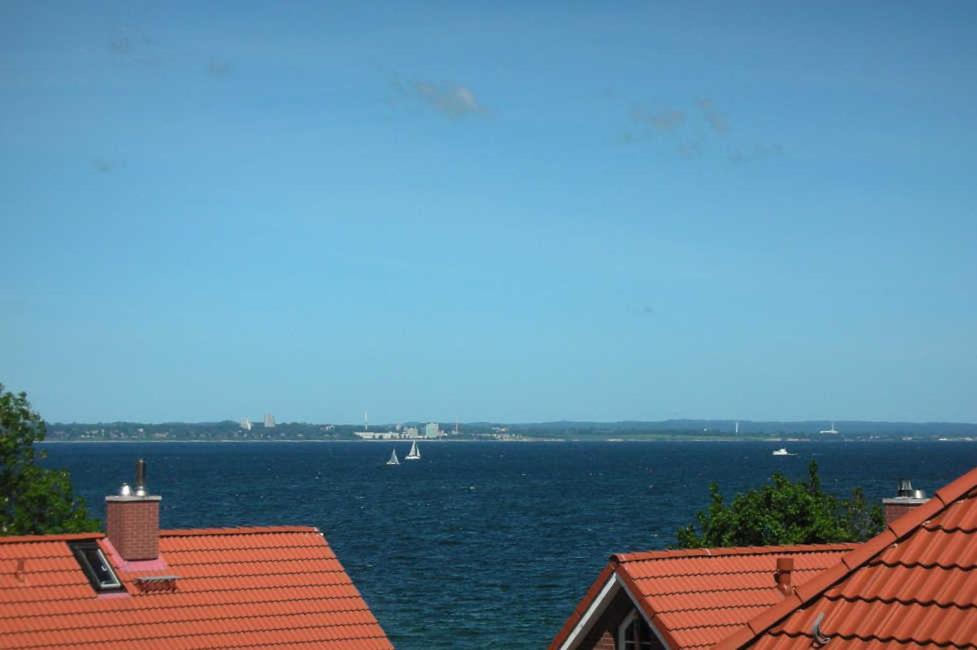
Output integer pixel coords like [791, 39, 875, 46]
[551, 543, 854, 650]
[715, 466, 977, 649]
[0, 526, 392, 649]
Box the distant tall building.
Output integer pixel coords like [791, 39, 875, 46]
[264, 413, 276, 428]
[425, 422, 440, 438]
[240, 418, 252, 431]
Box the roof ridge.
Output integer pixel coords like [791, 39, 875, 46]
[159, 526, 320, 537]
[612, 542, 856, 563]
[713, 464, 977, 650]
[0, 532, 103, 544]
[0, 526, 321, 543]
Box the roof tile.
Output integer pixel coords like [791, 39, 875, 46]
[716, 466, 977, 649]
[551, 544, 852, 650]
[0, 528, 391, 649]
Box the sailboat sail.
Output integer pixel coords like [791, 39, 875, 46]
[406, 440, 421, 460]
[386, 449, 400, 465]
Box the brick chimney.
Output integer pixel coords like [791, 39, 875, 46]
[881, 478, 929, 527]
[105, 459, 161, 561]
[774, 557, 794, 596]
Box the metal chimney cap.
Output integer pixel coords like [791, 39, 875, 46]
[897, 478, 914, 497]
[119, 483, 131, 496]
[911, 488, 926, 499]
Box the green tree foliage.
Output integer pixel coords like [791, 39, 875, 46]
[676, 460, 884, 548]
[1, 384, 100, 535]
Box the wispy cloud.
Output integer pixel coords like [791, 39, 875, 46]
[108, 37, 131, 55]
[391, 76, 488, 119]
[630, 106, 685, 132]
[414, 81, 486, 118]
[106, 32, 159, 67]
[207, 59, 231, 78]
[615, 96, 784, 163]
[627, 303, 658, 318]
[728, 143, 784, 164]
[677, 141, 703, 159]
[698, 99, 729, 134]
[621, 98, 729, 145]
[92, 159, 115, 174]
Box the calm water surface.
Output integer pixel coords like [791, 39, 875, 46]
[43, 440, 977, 649]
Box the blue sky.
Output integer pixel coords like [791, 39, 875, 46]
[2, 2, 975, 423]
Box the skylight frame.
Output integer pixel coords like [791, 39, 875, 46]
[69, 541, 124, 593]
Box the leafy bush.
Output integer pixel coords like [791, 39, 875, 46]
[676, 460, 883, 548]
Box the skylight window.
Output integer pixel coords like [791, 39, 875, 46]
[70, 542, 123, 592]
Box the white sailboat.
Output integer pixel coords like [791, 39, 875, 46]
[819, 422, 839, 435]
[386, 449, 400, 465]
[772, 448, 793, 456]
[405, 440, 421, 461]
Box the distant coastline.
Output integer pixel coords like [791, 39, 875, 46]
[41, 418, 977, 444]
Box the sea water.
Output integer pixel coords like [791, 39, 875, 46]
[44, 440, 977, 649]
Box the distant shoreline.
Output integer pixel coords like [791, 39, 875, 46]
[38, 437, 976, 444]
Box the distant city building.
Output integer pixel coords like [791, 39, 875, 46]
[425, 422, 440, 438]
[404, 426, 419, 437]
[240, 418, 252, 431]
[353, 431, 399, 440]
[263, 414, 275, 428]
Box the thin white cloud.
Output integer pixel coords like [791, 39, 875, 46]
[409, 80, 488, 119]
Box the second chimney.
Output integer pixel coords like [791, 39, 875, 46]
[774, 557, 794, 596]
[881, 478, 929, 527]
[106, 459, 161, 561]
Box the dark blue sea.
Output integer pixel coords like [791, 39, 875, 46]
[42, 440, 977, 649]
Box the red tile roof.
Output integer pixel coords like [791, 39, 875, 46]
[551, 543, 855, 650]
[0, 526, 392, 649]
[715, 466, 977, 650]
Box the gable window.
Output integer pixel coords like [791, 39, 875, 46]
[70, 541, 123, 592]
[618, 609, 655, 650]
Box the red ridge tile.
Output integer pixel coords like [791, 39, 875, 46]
[934, 469, 977, 506]
[887, 498, 945, 539]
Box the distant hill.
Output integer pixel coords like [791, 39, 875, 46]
[507, 420, 977, 437]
